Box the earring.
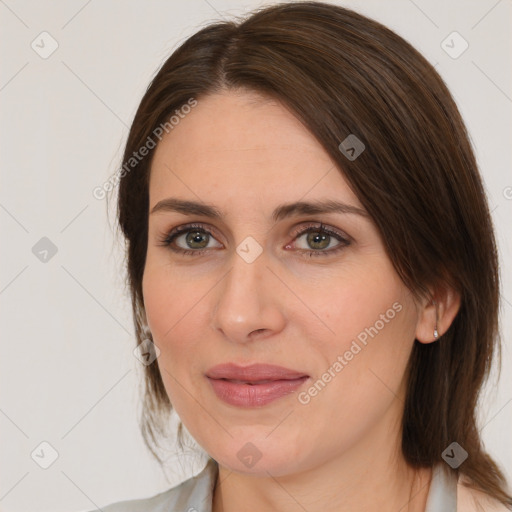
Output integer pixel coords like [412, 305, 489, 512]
[432, 300, 439, 340]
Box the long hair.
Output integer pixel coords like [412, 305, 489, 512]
[115, 2, 511, 506]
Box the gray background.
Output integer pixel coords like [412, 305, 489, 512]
[0, 0, 511, 511]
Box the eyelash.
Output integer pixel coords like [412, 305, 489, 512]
[157, 222, 351, 258]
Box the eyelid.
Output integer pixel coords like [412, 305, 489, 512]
[162, 222, 224, 243]
[288, 221, 352, 243]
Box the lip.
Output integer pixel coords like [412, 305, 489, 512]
[206, 363, 309, 407]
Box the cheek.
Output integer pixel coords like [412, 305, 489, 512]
[142, 261, 190, 353]
[142, 249, 206, 332]
[295, 258, 418, 408]
[294, 272, 417, 456]
[294, 257, 414, 351]
[142, 259, 214, 374]
[142, 268, 173, 341]
[141, 265, 205, 414]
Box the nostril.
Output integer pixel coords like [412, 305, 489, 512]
[249, 328, 267, 338]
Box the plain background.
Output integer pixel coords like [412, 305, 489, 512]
[0, 1, 511, 510]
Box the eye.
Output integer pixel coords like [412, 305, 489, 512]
[158, 224, 222, 255]
[286, 223, 351, 257]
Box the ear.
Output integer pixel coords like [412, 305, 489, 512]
[415, 285, 461, 344]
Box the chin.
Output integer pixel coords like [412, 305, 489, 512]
[201, 431, 312, 477]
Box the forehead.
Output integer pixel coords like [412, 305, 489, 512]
[148, 90, 359, 209]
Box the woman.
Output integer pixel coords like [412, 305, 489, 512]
[89, 2, 511, 510]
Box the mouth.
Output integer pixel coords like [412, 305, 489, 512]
[205, 363, 310, 407]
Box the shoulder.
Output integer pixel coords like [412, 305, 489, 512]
[457, 475, 511, 512]
[83, 459, 219, 512]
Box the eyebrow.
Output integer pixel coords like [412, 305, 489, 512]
[150, 198, 368, 221]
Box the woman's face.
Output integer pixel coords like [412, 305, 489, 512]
[143, 90, 422, 476]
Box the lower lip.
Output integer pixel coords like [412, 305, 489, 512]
[207, 376, 309, 407]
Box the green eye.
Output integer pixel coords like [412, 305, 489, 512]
[292, 225, 349, 255]
[159, 224, 222, 255]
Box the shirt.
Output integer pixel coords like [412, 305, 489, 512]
[86, 458, 506, 512]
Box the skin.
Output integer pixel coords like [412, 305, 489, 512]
[142, 89, 460, 512]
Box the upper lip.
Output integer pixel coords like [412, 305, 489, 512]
[206, 363, 308, 381]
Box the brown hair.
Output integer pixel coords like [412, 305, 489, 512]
[115, 1, 511, 507]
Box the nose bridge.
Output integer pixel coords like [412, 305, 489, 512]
[227, 253, 262, 302]
[212, 247, 284, 342]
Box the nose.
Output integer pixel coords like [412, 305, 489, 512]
[211, 249, 286, 344]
